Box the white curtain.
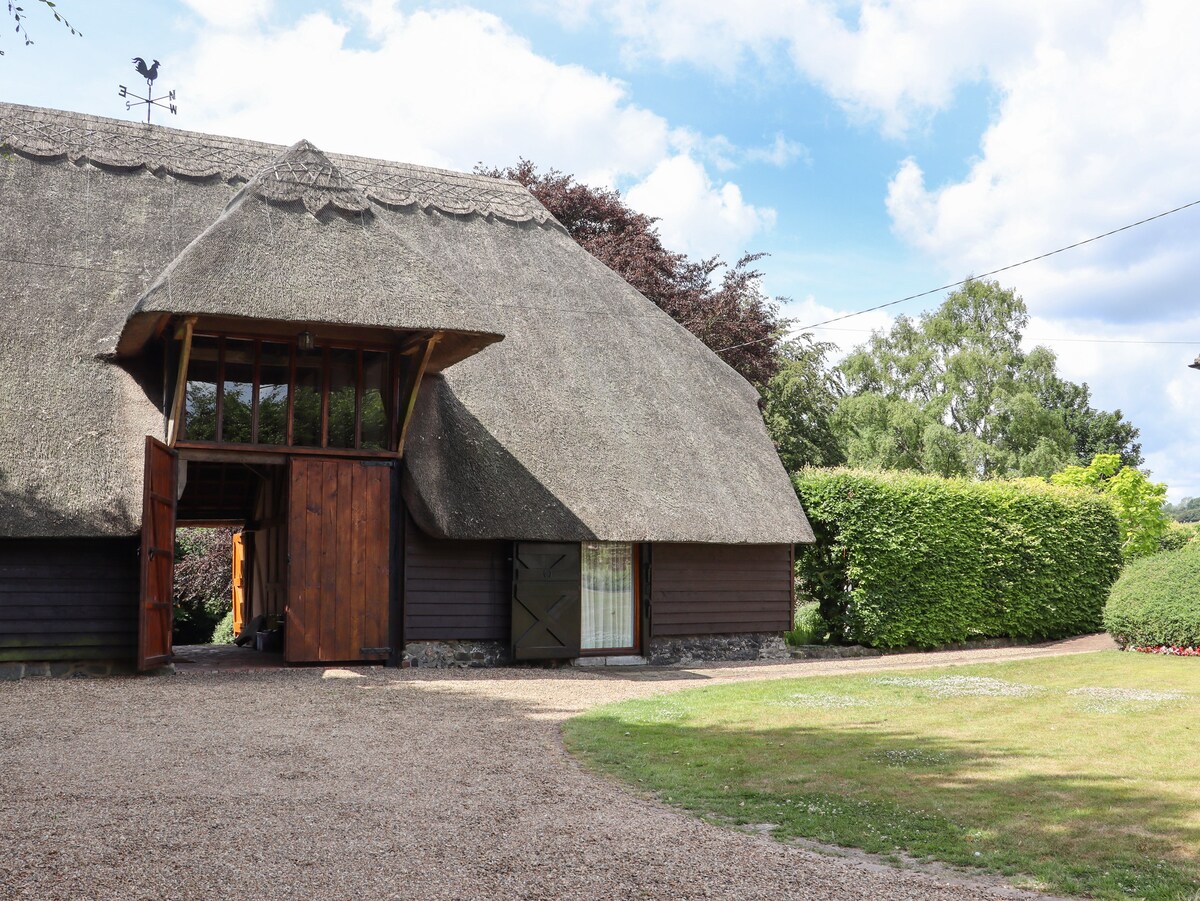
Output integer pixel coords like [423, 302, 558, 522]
[581, 542, 635, 650]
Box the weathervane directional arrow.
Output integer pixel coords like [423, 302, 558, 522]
[119, 57, 178, 124]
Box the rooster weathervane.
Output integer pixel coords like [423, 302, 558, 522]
[119, 57, 177, 124]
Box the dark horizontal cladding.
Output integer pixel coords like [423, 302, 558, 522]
[0, 589, 141, 607]
[401, 537, 794, 645]
[403, 518, 510, 642]
[651, 543, 793, 638]
[0, 537, 138, 663]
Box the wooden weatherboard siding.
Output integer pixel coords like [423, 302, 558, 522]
[650, 544, 793, 637]
[0, 538, 139, 662]
[404, 519, 509, 641]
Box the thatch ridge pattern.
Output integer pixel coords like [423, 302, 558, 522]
[246, 140, 371, 214]
[0, 102, 555, 224]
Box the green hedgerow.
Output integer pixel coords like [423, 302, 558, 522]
[1104, 542, 1200, 649]
[793, 469, 1122, 649]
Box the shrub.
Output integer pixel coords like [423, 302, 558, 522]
[1158, 521, 1198, 554]
[793, 469, 1122, 648]
[785, 601, 827, 646]
[1104, 542, 1200, 649]
[210, 610, 235, 645]
[173, 528, 233, 645]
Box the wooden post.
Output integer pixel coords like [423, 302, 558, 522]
[167, 317, 197, 446]
[396, 332, 440, 457]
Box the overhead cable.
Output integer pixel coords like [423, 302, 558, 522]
[716, 196, 1200, 354]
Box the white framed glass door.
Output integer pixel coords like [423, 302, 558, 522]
[580, 542, 637, 652]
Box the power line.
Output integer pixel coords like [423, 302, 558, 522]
[807, 325, 1200, 346]
[1028, 337, 1200, 345]
[715, 196, 1200, 354]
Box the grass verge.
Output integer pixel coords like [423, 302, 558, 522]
[563, 653, 1200, 899]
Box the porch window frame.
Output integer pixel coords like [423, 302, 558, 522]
[173, 326, 417, 456]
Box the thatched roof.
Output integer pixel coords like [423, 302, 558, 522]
[0, 102, 812, 545]
[119, 140, 504, 368]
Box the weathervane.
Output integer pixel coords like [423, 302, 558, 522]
[119, 57, 177, 124]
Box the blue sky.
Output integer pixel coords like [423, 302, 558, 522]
[5, 0, 1199, 498]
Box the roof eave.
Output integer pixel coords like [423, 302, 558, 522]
[116, 311, 504, 372]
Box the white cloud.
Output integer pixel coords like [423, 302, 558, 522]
[625, 155, 775, 261]
[180, 0, 274, 29]
[172, 3, 775, 259]
[743, 134, 809, 168]
[885, 3, 1200, 325]
[669, 130, 807, 172]
[583, 0, 1086, 136]
[176, 7, 673, 181]
[868, 1, 1200, 497]
[1025, 315, 1200, 501]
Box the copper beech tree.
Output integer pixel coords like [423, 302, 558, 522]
[478, 160, 785, 384]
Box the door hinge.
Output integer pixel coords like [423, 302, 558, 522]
[360, 647, 391, 655]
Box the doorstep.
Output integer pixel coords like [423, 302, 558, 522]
[573, 655, 649, 667]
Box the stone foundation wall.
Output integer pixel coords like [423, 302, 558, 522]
[0, 660, 158, 681]
[403, 640, 511, 668]
[647, 632, 789, 666]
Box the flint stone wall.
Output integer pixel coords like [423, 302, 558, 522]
[403, 640, 511, 668]
[648, 632, 789, 666]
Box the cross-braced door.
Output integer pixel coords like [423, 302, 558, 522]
[512, 542, 581, 660]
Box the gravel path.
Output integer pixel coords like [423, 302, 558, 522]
[0, 637, 1110, 900]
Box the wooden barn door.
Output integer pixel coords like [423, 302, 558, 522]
[512, 543, 581, 660]
[138, 437, 177, 671]
[231, 531, 246, 637]
[286, 458, 393, 664]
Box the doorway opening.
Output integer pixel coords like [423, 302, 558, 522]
[174, 455, 288, 665]
[138, 440, 400, 670]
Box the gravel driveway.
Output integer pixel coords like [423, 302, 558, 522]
[0, 638, 1108, 900]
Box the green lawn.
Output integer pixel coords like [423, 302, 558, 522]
[564, 653, 1200, 900]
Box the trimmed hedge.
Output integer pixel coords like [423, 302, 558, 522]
[1104, 541, 1200, 649]
[793, 469, 1122, 648]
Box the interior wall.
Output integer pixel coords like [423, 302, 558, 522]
[247, 467, 287, 624]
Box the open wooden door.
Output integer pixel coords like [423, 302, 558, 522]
[231, 531, 246, 637]
[512, 542, 581, 660]
[286, 458, 393, 664]
[138, 437, 177, 671]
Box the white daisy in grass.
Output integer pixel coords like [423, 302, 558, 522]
[871, 675, 1043, 698]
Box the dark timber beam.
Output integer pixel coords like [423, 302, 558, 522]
[397, 332, 441, 457]
[176, 447, 289, 465]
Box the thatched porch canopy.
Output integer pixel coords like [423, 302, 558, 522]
[118, 140, 503, 370]
[0, 102, 812, 545]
